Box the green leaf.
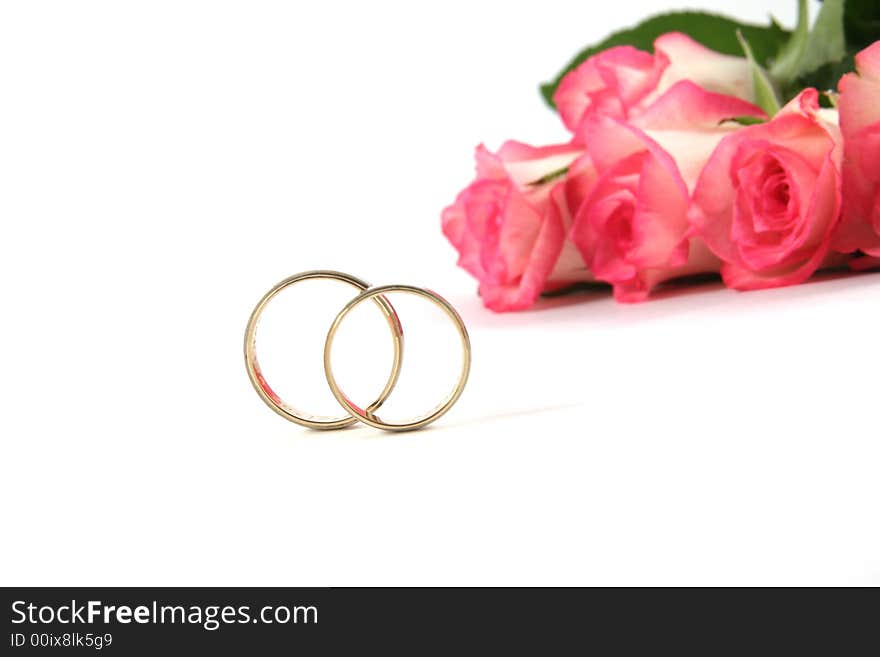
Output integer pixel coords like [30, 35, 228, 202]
[539, 11, 790, 108]
[799, 0, 845, 75]
[843, 0, 880, 52]
[737, 30, 782, 116]
[822, 90, 839, 108]
[769, 0, 810, 84]
[771, 0, 846, 89]
[793, 52, 855, 94]
[719, 115, 766, 126]
[527, 166, 569, 187]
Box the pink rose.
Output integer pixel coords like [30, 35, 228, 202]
[689, 89, 842, 290]
[833, 42, 880, 256]
[569, 81, 763, 301]
[554, 32, 754, 133]
[442, 141, 593, 311]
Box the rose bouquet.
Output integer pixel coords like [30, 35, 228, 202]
[442, 0, 880, 311]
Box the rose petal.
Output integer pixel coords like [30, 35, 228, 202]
[652, 32, 754, 103]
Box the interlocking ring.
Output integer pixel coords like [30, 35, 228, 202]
[324, 285, 471, 432]
[244, 271, 403, 430]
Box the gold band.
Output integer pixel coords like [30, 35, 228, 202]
[323, 284, 471, 432]
[244, 271, 404, 429]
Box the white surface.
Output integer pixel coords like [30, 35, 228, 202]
[3, 0, 877, 586]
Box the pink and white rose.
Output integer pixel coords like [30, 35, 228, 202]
[441, 141, 594, 311]
[689, 89, 842, 290]
[569, 81, 764, 301]
[833, 41, 880, 256]
[554, 32, 755, 134]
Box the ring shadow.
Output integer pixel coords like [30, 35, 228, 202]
[329, 402, 583, 439]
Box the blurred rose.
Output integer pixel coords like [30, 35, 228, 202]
[690, 89, 842, 290]
[442, 141, 595, 311]
[833, 42, 880, 256]
[570, 82, 763, 301]
[554, 32, 755, 134]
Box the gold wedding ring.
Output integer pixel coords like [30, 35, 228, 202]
[324, 285, 471, 432]
[244, 271, 404, 429]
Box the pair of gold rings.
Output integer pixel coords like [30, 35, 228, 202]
[244, 271, 471, 432]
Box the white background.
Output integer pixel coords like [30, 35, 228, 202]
[3, 0, 878, 586]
